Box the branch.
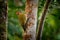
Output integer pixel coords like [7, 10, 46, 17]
[36, 0, 51, 40]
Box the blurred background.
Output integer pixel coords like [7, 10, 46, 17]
[8, 0, 60, 40]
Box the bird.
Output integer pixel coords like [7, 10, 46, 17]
[16, 11, 27, 31]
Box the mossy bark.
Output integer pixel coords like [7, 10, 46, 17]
[23, 0, 38, 40]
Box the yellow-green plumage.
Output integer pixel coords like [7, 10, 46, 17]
[18, 13, 27, 25]
[17, 12, 27, 31]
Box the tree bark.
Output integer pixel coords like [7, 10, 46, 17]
[23, 0, 38, 40]
[0, 0, 7, 40]
[36, 0, 51, 40]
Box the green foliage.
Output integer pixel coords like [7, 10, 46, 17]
[8, 0, 24, 39]
[38, 0, 60, 40]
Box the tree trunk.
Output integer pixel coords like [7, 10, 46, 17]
[36, 0, 51, 40]
[0, 0, 7, 40]
[23, 0, 38, 40]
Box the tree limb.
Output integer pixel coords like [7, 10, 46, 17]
[36, 0, 51, 40]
